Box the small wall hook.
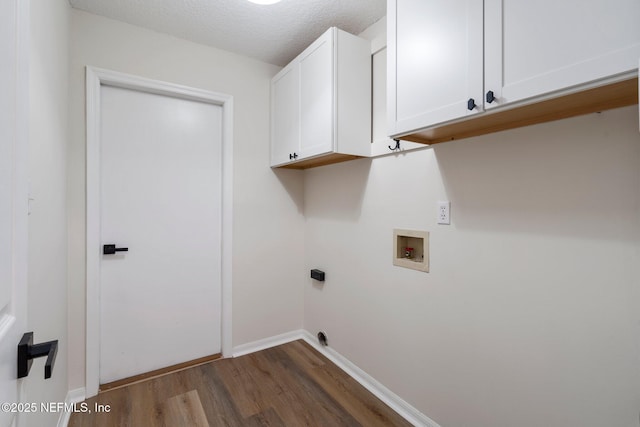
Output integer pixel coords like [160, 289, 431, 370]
[389, 139, 401, 151]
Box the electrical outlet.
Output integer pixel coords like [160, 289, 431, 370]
[438, 201, 450, 225]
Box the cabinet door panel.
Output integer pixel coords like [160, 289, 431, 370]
[300, 32, 334, 158]
[388, 0, 484, 137]
[271, 65, 299, 166]
[485, 0, 640, 108]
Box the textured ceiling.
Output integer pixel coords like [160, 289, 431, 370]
[68, 0, 386, 66]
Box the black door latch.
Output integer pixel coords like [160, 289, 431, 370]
[103, 244, 129, 255]
[17, 332, 58, 379]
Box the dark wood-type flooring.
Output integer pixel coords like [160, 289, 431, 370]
[69, 340, 413, 426]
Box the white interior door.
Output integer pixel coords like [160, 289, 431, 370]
[99, 85, 223, 384]
[0, 0, 28, 425]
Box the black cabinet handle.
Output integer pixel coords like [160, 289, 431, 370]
[486, 90, 496, 104]
[103, 244, 128, 255]
[289, 153, 294, 160]
[293, 153, 298, 159]
[467, 98, 476, 111]
[17, 332, 58, 379]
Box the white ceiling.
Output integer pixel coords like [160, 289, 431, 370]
[68, 0, 386, 66]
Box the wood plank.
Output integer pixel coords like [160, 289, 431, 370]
[184, 362, 246, 426]
[258, 344, 363, 426]
[162, 390, 210, 427]
[126, 375, 163, 427]
[400, 77, 638, 145]
[278, 339, 326, 372]
[278, 153, 363, 169]
[242, 407, 286, 427]
[233, 351, 304, 423]
[102, 387, 135, 427]
[213, 353, 271, 418]
[283, 341, 412, 427]
[100, 353, 221, 392]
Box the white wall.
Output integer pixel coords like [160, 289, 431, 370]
[63, 10, 640, 426]
[304, 105, 640, 427]
[26, 0, 70, 425]
[67, 10, 305, 391]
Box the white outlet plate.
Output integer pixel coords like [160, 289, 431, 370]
[438, 201, 450, 225]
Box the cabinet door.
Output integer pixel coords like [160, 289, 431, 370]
[485, 0, 640, 109]
[388, 0, 484, 137]
[299, 29, 334, 159]
[271, 64, 299, 166]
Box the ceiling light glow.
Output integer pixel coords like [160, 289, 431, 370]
[247, 0, 282, 4]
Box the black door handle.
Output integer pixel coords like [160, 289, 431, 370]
[486, 90, 496, 104]
[103, 244, 129, 255]
[467, 98, 477, 111]
[17, 332, 58, 379]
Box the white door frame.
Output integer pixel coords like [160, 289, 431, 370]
[0, 0, 29, 425]
[85, 67, 234, 398]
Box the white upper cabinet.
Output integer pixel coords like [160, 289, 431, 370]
[484, 0, 640, 110]
[388, 0, 640, 139]
[271, 27, 371, 169]
[388, 0, 483, 137]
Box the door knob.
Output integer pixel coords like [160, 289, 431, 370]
[103, 244, 129, 255]
[486, 90, 496, 104]
[17, 332, 58, 379]
[467, 98, 477, 110]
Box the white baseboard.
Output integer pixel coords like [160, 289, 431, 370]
[232, 329, 305, 357]
[57, 388, 86, 427]
[232, 329, 439, 427]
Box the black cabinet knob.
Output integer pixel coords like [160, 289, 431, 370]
[486, 90, 496, 104]
[467, 98, 476, 111]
